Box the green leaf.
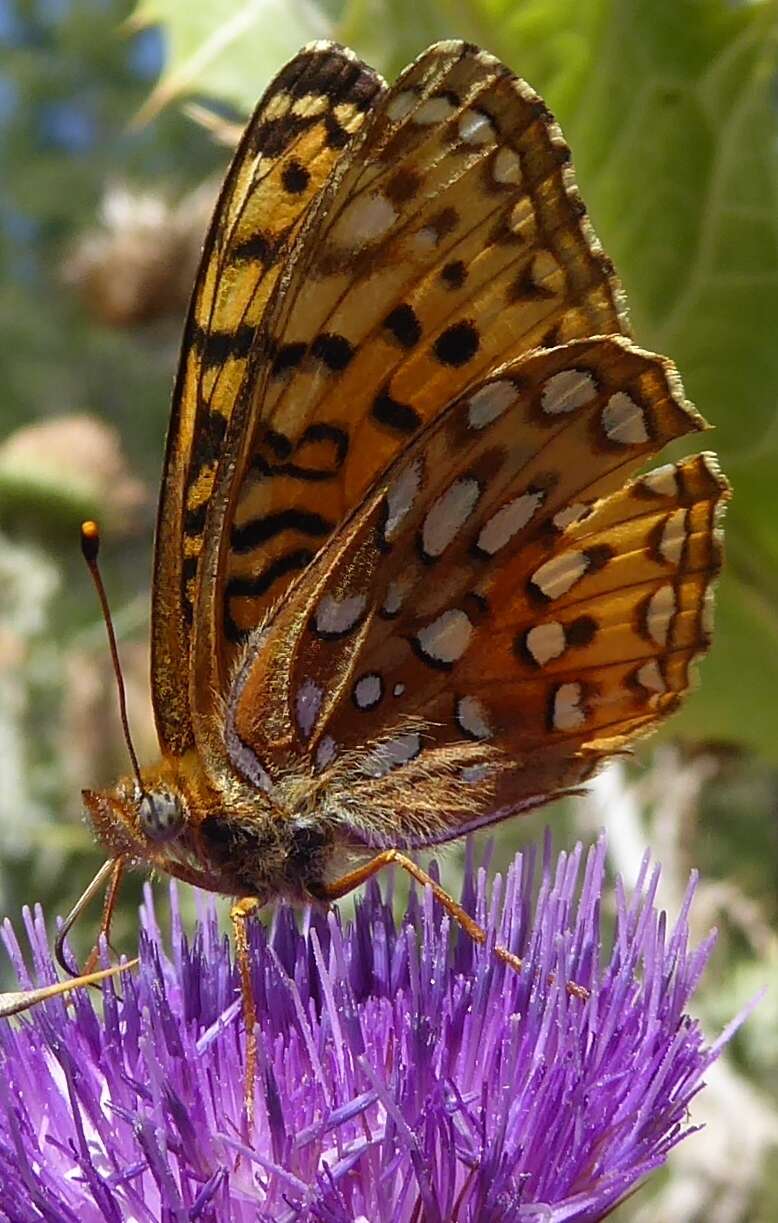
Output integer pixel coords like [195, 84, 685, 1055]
[131, 0, 334, 118]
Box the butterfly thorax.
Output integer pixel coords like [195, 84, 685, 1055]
[82, 752, 336, 905]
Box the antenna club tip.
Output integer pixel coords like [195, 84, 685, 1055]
[80, 520, 101, 563]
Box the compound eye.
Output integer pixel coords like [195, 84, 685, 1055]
[138, 791, 183, 843]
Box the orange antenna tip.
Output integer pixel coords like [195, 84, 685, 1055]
[80, 520, 100, 562]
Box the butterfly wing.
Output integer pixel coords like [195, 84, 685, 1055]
[190, 40, 630, 751]
[151, 43, 385, 754]
[225, 336, 728, 847]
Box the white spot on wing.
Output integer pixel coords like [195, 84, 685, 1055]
[422, 477, 481, 558]
[363, 731, 422, 778]
[645, 585, 676, 645]
[382, 576, 411, 617]
[602, 392, 648, 444]
[531, 551, 589, 599]
[493, 146, 522, 185]
[385, 460, 422, 540]
[314, 592, 367, 636]
[456, 696, 492, 740]
[386, 90, 417, 121]
[414, 226, 438, 251]
[530, 249, 561, 292]
[541, 369, 597, 415]
[296, 678, 322, 740]
[415, 95, 457, 124]
[461, 763, 493, 784]
[553, 502, 589, 531]
[525, 621, 566, 666]
[477, 492, 543, 555]
[416, 609, 472, 665]
[467, 380, 515, 429]
[636, 660, 665, 693]
[315, 736, 338, 771]
[553, 682, 585, 731]
[458, 108, 494, 144]
[393, 682, 406, 697]
[265, 94, 291, 121]
[354, 673, 383, 710]
[334, 193, 397, 246]
[641, 463, 678, 497]
[658, 509, 687, 565]
[291, 93, 329, 118]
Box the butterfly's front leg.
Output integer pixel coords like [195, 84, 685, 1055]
[82, 856, 126, 976]
[230, 895, 260, 1130]
[323, 851, 589, 1001]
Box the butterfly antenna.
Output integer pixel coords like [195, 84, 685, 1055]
[80, 521, 144, 792]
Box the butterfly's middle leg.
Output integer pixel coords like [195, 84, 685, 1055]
[322, 849, 588, 1001]
[230, 896, 260, 1130]
[322, 849, 526, 971]
[83, 856, 126, 975]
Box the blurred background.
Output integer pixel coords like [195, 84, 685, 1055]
[1, 0, 777, 1217]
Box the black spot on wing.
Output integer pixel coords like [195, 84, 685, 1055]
[433, 321, 479, 367]
[250, 113, 311, 157]
[441, 260, 466, 289]
[372, 389, 421, 434]
[282, 159, 311, 194]
[385, 167, 422, 204]
[567, 615, 598, 647]
[193, 322, 255, 368]
[272, 342, 307, 377]
[324, 114, 350, 149]
[232, 232, 276, 266]
[225, 549, 315, 604]
[310, 332, 354, 371]
[383, 304, 421, 349]
[231, 508, 333, 553]
[251, 422, 348, 482]
[183, 501, 208, 536]
[190, 408, 228, 471]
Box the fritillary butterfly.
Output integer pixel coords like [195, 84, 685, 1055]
[1, 42, 728, 1058]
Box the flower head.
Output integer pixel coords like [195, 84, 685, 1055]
[0, 837, 734, 1221]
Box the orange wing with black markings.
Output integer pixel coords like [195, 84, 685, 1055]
[189, 40, 631, 724]
[151, 43, 385, 755]
[223, 336, 728, 845]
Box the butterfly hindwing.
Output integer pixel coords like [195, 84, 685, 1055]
[223, 336, 728, 846]
[151, 43, 385, 754]
[205, 40, 629, 690]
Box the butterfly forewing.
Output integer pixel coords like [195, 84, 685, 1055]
[151, 42, 385, 754]
[198, 41, 630, 695]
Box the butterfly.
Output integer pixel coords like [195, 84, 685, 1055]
[1, 40, 728, 1105]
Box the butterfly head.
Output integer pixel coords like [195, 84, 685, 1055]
[80, 758, 224, 889]
[83, 773, 184, 859]
[82, 760, 336, 902]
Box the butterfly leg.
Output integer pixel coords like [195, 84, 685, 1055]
[322, 850, 525, 971]
[230, 896, 259, 1130]
[83, 856, 126, 975]
[54, 856, 125, 979]
[323, 850, 588, 1001]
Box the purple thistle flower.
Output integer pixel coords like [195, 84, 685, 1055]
[0, 836, 739, 1222]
